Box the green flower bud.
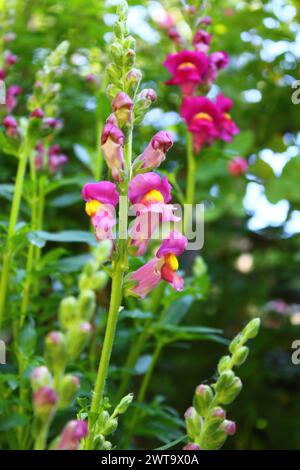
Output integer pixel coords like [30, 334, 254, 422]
[114, 393, 134, 415]
[94, 239, 113, 265]
[110, 42, 124, 62]
[78, 289, 96, 322]
[44, 331, 68, 376]
[243, 318, 261, 340]
[215, 370, 235, 392]
[202, 429, 227, 450]
[90, 271, 108, 291]
[193, 384, 214, 416]
[59, 296, 79, 330]
[58, 374, 80, 409]
[124, 49, 135, 69]
[106, 84, 123, 101]
[232, 346, 249, 366]
[96, 410, 110, 431]
[114, 21, 124, 39]
[203, 407, 226, 436]
[184, 407, 201, 441]
[216, 377, 242, 405]
[116, 1, 128, 21]
[31, 366, 53, 392]
[123, 36, 136, 50]
[103, 417, 118, 435]
[217, 355, 232, 374]
[66, 322, 92, 359]
[106, 63, 122, 84]
[33, 387, 57, 419]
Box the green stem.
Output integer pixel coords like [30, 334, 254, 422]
[185, 132, 196, 205]
[136, 341, 163, 405]
[116, 283, 165, 402]
[0, 136, 31, 331]
[86, 124, 133, 450]
[34, 421, 51, 450]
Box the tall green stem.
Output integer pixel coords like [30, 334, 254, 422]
[0, 136, 31, 331]
[185, 132, 196, 205]
[86, 125, 133, 450]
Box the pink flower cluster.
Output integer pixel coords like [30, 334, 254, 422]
[82, 92, 188, 298]
[35, 143, 69, 174]
[163, 18, 240, 155]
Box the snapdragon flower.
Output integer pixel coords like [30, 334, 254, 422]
[101, 117, 125, 182]
[56, 420, 88, 450]
[129, 230, 187, 298]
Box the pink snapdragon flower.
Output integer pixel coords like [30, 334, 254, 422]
[82, 181, 119, 241]
[137, 131, 173, 169]
[181, 94, 239, 152]
[6, 85, 22, 113]
[4, 52, 18, 67]
[228, 157, 248, 176]
[163, 50, 209, 96]
[203, 52, 229, 85]
[101, 118, 125, 182]
[3, 115, 18, 136]
[193, 30, 212, 53]
[30, 108, 44, 119]
[56, 420, 88, 450]
[129, 230, 188, 298]
[112, 92, 133, 127]
[180, 96, 220, 152]
[215, 94, 240, 142]
[0, 69, 5, 80]
[128, 172, 178, 255]
[35, 143, 68, 173]
[33, 386, 57, 417]
[158, 14, 175, 31]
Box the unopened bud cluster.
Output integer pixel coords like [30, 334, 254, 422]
[86, 393, 134, 450]
[183, 318, 260, 450]
[30, 241, 111, 448]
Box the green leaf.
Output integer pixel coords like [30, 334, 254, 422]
[0, 412, 29, 432]
[265, 156, 300, 203]
[27, 230, 97, 247]
[161, 295, 194, 325]
[74, 144, 92, 170]
[156, 434, 188, 450]
[250, 158, 275, 180]
[0, 128, 20, 158]
[135, 354, 152, 375]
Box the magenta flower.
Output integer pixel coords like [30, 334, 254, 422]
[128, 172, 172, 205]
[82, 181, 119, 241]
[3, 115, 18, 136]
[137, 131, 173, 169]
[4, 52, 18, 67]
[56, 420, 88, 450]
[163, 50, 209, 96]
[112, 92, 133, 126]
[6, 85, 22, 113]
[158, 14, 175, 30]
[129, 230, 187, 298]
[193, 30, 212, 53]
[35, 143, 68, 173]
[215, 94, 240, 142]
[228, 157, 248, 176]
[167, 28, 182, 45]
[203, 52, 229, 85]
[180, 96, 220, 152]
[183, 443, 201, 450]
[43, 117, 61, 129]
[139, 88, 157, 102]
[30, 108, 44, 119]
[0, 69, 5, 80]
[101, 120, 125, 182]
[33, 386, 57, 417]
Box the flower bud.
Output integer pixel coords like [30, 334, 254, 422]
[220, 419, 236, 436]
[124, 49, 135, 69]
[0, 69, 5, 80]
[216, 377, 242, 405]
[112, 92, 133, 127]
[232, 346, 249, 366]
[103, 417, 118, 435]
[44, 331, 68, 375]
[66, 322, 93, 359]
[106, 84, 122, 101]
[243, 318, 261, 339]
[33, 386, 57, 418]
[3, 115, 18, 136]
[123, 36, 136, 50]
[184, 407, 201, 441]
[212, 407, 226, 420]
[228, 157, 248, 176]
[101, 120, 124, 181]
[114, 21, 124, 39]
[31, 366, 53, 392]
[193, 384, 214, 416]
[5, 52, 18, 66]
[59, 296, 79, 329]
[139, 88, 157, 102]
[202, 429, 227, 450]
[114, 393, 134, 415]
[30, 108, 44, 119]
[137, 130, 173, 169]
[183, 443, 201, 450]
[94, 239, 113, 264]
[116, 1, 128, 21]
[56, 420, 88, 450]
[58, 374, 80, 409]
[78, 289, 96, 322]
[217, 355, 231, 373]
[106, 63, 121, 84]
[215, 370, 235, 392]
[125, 68, 142, 88]
[110, 42, 124, 62]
